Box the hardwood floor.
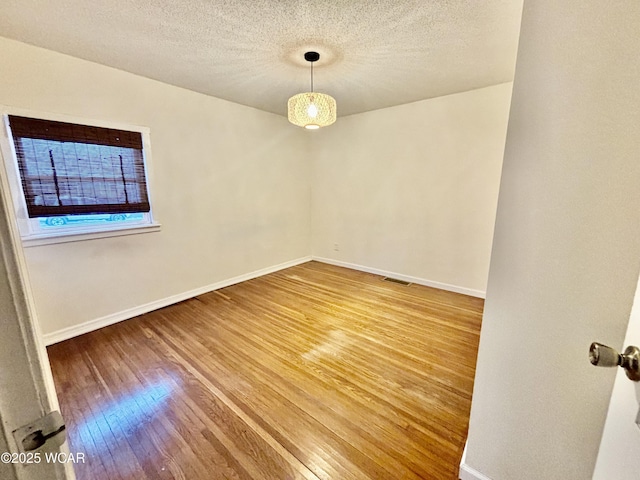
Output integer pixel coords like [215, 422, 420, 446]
[47, 261, 483, 480]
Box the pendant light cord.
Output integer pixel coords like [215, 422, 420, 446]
[310, 61, 314, 92]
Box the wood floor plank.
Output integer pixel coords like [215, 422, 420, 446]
[176, 296, 462, 465]
[47, 261, 483, 479]
[154, 313, 438, 479]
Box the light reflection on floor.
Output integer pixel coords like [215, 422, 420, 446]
[74, 379, 174, 453]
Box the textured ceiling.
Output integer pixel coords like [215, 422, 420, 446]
[0, 0, 523, 117]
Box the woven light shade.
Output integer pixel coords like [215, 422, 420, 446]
[288, 92, 337, 130]
[288, 51, 336, 130]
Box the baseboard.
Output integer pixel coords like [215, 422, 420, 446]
[311, 256, 486, 299]
[459, 464, 492, 480]
[459, 442, 492, 480]
[42, 256, 312, 346]
[43, 254, 483, 345]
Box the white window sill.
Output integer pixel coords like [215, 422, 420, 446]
[21, 223, 162, 247]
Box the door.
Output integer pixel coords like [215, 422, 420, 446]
[0, 148, 74, 478]
[592, 275, 640, 478]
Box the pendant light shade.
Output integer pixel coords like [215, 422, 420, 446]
[288, 92, 336, 129]
[288, 52, 336, 129]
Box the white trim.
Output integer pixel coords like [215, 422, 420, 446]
[42, 256, 312, 346]
[459, 464, 493, 480]
[0, 105, 150, 133]
[459, 442, 492, 480]
[0, 109, 75, 479]
[312, 256, 486, 298]
[22, 222, 161, 247]
[42, 254, 485, 345]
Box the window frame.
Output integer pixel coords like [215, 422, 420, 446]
[0, 107, 160, 247]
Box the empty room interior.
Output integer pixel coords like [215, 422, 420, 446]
[1, 1, 640, 480]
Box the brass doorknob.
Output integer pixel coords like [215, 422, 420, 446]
[589, 342, 640, 381]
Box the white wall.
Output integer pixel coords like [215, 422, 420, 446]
[311, 83, 512, 296]
[464, 1, 640, 479]
[0, 37, 311, 337]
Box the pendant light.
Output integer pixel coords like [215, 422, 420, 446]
[288, 51, 337, 129]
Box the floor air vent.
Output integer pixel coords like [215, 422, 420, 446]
[382, 277, 412, 286]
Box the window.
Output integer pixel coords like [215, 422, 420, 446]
[1, 113, 158, 245]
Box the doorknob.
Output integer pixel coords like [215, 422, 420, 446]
[589, 342, 640, 381]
